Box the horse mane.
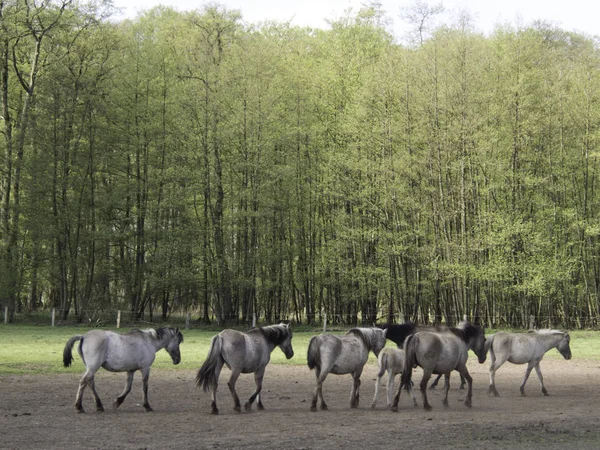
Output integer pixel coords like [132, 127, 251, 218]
[346, 328, 381, 350]
[251, 323, 290, 345]
[450, 321, 480, 342]
[530, 329, 565, 336]
[378, 322, 417, 347]
[128, 327, 183, 343]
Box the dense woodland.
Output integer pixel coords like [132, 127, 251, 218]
[1, 0, 600, 328]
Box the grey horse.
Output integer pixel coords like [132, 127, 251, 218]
[307, 327, 387, 411]
[392, 322, 486, 411]
[371, 347, 417, 409]
[486, 329, 571, 397]
[196, 323, 294, 415]
[63, 327, 183, 413]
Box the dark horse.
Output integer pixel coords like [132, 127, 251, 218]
[380, 322, 466, 390]
[196, 323, 294, 414]
[63, 327, 183, 413]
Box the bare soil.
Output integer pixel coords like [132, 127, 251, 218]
[1, 358, 598, 449]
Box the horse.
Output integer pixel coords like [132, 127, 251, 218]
[485, 329, 572, 397]
[391, 321, 486, 411]
[196, 323, 294, 415]
[63, 327, 183, 413]
[307, 327, 387, 411]
[371, 347, 417, 409]
[380, 322, 466, 390]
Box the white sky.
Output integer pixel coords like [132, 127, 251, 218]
[111, 0, 600, 38]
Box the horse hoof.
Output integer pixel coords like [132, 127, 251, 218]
[211, 407, 219, 415]
[424, 405, 432, 411]
[390, 406, 398, 412]
[320, 404, 328, 411]
[310, 406, 317, 412]
[96, 407, 105, 413]
[257, 404, 265, 411]
[371, 403, 376, 409]
[443, 402, 449, 408]
[465, 401, 472, 408]
[244, 403, 252, 411]
[76, 408, 85, 414]
[234, 406, 241, 413]
[144, 407, 154, 412]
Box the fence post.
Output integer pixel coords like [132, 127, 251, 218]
[185, 312, 190, 330]
[116, 310, 121, 329]
[51, 308, 55, 327]
[323, 313, 327, 333]
[252, 313, 256, 328]
[4, 307, 7, 324]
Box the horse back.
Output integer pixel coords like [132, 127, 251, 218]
[219, 329, 271, 373]
[413, 331, 467, 372]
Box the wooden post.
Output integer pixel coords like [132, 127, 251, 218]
[323, 313, 327, 333]
[4, 307, 8, 324]
[252, 313, 257, 328]
[51, 308, 55, 327]
[116, 310, 121, 329]
[185, 312, 190, 329]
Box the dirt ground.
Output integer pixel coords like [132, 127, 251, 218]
[1, 357, 599, 450]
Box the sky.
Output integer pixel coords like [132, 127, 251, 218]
[110, 0, 600, 39]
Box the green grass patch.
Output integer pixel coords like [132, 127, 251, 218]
[0, 325, 596, 376]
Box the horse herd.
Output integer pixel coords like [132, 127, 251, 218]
[62, 322, 572, 415]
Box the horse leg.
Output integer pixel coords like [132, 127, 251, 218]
[371, 371, 384, 409]
[429, 373, 442, 390]
[520, 362, 536, 396]
[385, 370, 395, 408]
[408, 379, 418, 406]
[420, 370, 433, 411]
[534, 363, 548, 395]
[75, 367, 103, 413]
[141, 367, 153, 411]
[460, 367, 473, 408]
[442, 373, 451, 407]
[209, 360, 223, 415]
[350, 372, 361, 408]
[113, 371, 135, 411]
[245, 368, 265, 411]
[488, 357, 506, 397]
[227, 370, 242, 412]
[459, 373, 465, 390]
[311, 368, 329, 412]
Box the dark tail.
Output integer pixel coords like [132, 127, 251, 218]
[401, 334, 419, 391]
[63, 335, 84, 367]
[306, 336, 320, 370]
[196, 335, 223, 393]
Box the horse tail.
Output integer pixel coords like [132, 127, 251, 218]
[306, 336, 320, 370]
[196, 335, 223, 393]
[63, 335, 84, 367]
[401, 334, 418, 391]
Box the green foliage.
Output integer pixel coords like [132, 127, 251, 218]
[1, 3, 600, 328]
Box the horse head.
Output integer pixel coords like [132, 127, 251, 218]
[162, 327, 183, 365]
[371, 327, 388, 356]
[279, 323, 294, 360]
[557, 332, 572, 360]
[460, 322, 487, 364]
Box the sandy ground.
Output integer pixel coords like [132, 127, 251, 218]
[1, 357, 599, 449]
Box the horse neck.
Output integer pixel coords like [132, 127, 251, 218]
[150, 331, 172, 351]
[536, 332, 564, 350]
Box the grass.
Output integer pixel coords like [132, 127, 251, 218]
[0, 325, 596, 376]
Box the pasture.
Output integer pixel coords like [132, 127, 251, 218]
[1, 326, 600, 449]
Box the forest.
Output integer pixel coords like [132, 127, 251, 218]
[1, 0, 600, 328]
